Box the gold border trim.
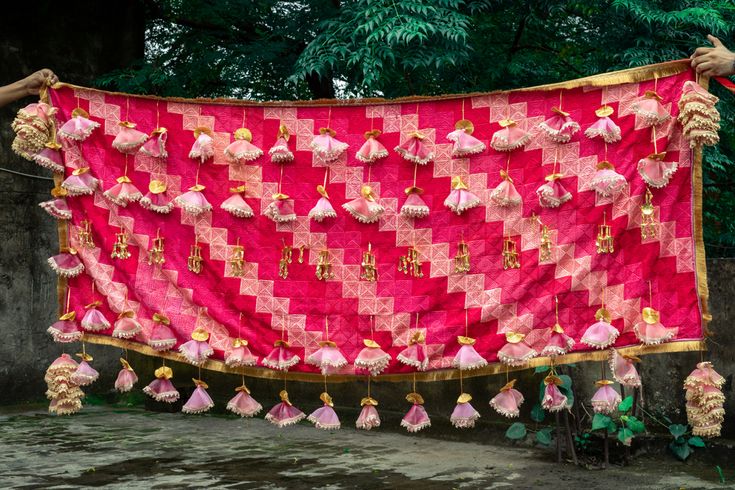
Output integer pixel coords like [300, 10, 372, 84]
[51, 60, 691, 108]
[693, 76, 712, 329]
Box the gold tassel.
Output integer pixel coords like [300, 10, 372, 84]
[454, 239, 470, 274]
[279, 240, 292, 279]
[316, 249, 334, 280]
[596, 211, 614, 254]
[77, 220, 95, 249]
[641, 187, 657, 239]
[229, 237, 245, 277]
[361, 242, 378, 282]
[111, 227, 131, 260]
[502, 236, 520, 270]
[188, 236, 203, 274]
[398, 246, 423, 278]
[147, 228, 165, 265]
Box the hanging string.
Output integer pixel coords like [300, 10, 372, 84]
[505, 363, 509, 384]
[559, 90, 563, 111]
[464, 308, 469, 337]
[554, 295, 559, 323]
[367, 162, 372, 185]
[241, 374, 246, 387]
[412, 162, 418, 187]
[505, 153, 511, 173]
[461, 99, 465, 120]
[238, 312, 242, 339]
[155, 101, 160, 128]
[648, 280, 653, 307]
[325, 315, 329, 341]
[65, 285, 71, 313]
[125, 96, 130, 121]
[195, 162, 202, 186]
[370, 315, 375, 340]
[652, 125, 658, 154]
[283, 370, 287, 390]
[552, 146, 558, 175]
[323, 166, 329, 189]
[278, 163, 284, 194]
[241, 107, 247, 129]
[281, 314, 286, 341]
[412, 371, 416, 393]
[123, 154, 129, 177]
[327, 106, 332, 129]
[323, 374, 328, 394]
[198, 365, 202, 381]
[367, 375, 372, 397]
[604, 141, 608, 162]
[600, 360, 606, 380]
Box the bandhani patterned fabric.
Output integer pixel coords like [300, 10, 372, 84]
[43, 60, 708, 383]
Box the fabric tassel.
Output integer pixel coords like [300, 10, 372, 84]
[148, 312, 177, 351]
[609, 349, 641, 388]
[264, 193, 297, 223]
[225, 338, 259, 367]
[182, 379, 215, 414]
[11, 102, 56, 160]
[637, 152, 677, 189]
[444, 176, 481, 215]
[590, 161, 626, 197]
[139, 127, 168, 158]
[306, 341, 348, 375]
[225, 128, 263, 163]
[452, 336, 487, 371]
[490, 119, 531, 151]
[497, 329, 537, 366]
[581, 319, 619, 350]
[221, 185, 254, 218]
[356, 397, 381, 431]
[47, 250, 84, 277]
[342, 184, 384, 224]
[401, 392, 431, 433]
[311, 127, 349, 162]
[537, 173, 572, 208]
[634, 305, 677, 345]
[47, 311, 83, 343]
[112, 121, 148, 153]
[540, 328, 575, 357]
[541, 374, 570, 412]
[354, 339, 391, 376]
[175, 185, 213, 216]
[140, 180, 174, 214]
[400, 187, 430, 218]
[81, 300, 110, 332]
[356, 130, 389, 163]
[684, 362, 725, 438]
[189, 128, 215, 163]
[114, 358, 138, 393]
[308, 392, 341, 430]
[71, 353, 99, 387]
[397, 332, 429, 371]
[490, 170, 522, 207]
[489, 380, 525, 418]
[103, 175, 143, 207]
[677, 80, 720, 149]
[39, 189, 72, 220]
[269, 125, 294, 163]
[584, 105, 621, 143]
[33, 142, 64, 173]
[227, 384, 263, 417]
[142, 365, 180, 403]
[262, 340, 301, 371]
[450, 392, 480, 429]
[45, 353, 84, 415]
[308, 185, 337, 222]
[178, 328, 214, 366]
[58, 108, 100, 142]
[61, 167, 99, 196]
[631, 90, 670, 127]
[112, 310, 142, 340]
[539, 107, 580, 143]
[265, 390, 305, 427]
[395, 131, 433, 165]
[447, 120, 485, 157]
[591, 380, 621, 414]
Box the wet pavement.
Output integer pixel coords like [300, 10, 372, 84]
[0, 405, 730, 489]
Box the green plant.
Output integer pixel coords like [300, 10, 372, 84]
[668, 423, 706, 461]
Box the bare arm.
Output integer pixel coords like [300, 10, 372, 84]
[0, 69, 58, 108]
[691, 35, 735, 78]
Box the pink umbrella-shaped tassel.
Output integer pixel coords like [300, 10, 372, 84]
[631, 91, 670, 127]
[452, 336, 487, 371]
[400, 188, 430, 218]
[71, 357, 99, 387]
[490, 170, 522, 207]
[113, 311, 142, 340]
[182, 379, 215, 414]
[80, 301, 110, 332]
[356, 398, 381, 430]
[397, 332, 429, 371]
[343, 185, 384, 224]
[684, 361, 725, 390]
[142, 366, 180, 403]
[450, 393, 481, 429]
[308, 186, 337, 222]
[103, 176, 143, 207]
[581, 316, 619, 350]
[490, 120, 531, 151]
[591, 381, 621, 415]
[33, 143, 64, 173]
[225, 128, 263, 163]
[139, 128, 168, 158]
[585, 112, 622, 143]
[498, 341, 537, 366]
[490, 380, 525, 418]
[395, 132, 433, 165]
[269, 126, 294, 163]
[112, 121, 148, 153]
[356, 130, 389, 163]
[61, 167, 99, 196]
[221, 186, 254, 218]
[539, 107, 580, 143]
[265, 390, 306, 427]
[542, 375, 570, 412]
[540, 328, 575, 357]
[311, 127, 349, 162]
[401, 392, 431, 433]
[175, 185, 212, 216]
[140, 180, 174, 214]
[609, 350, 642, 388]
[308, 392, 341, 430]
[638, 152, 678, 188]
[225, 339, 259, 368]
[263, 194, 297, 223]
[227, 385, 263, 417]
[114, 359, 138, 393]
[39, 196, 72, 220]
[47, 311, 82, 343]
[447, 121, 485, 157]
[148, 313, 177, 351]
[189, 128, 215, 163]
[590, 161, 626, 197]
[537, 174, 572, 208]
[262, 340, 301, 370]
[634, 305, 677, 346]
[58, 109, 100, 141]
[354, 339, 392, 376]
[178, 328, 214, 366]
[444, 176, 481, 215]
[48, 250, 84, 277]
[306, 341, 348, 375]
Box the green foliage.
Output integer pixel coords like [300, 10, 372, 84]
[534, 366, 550, 374]
[666, 424, 706, 461]
[668, 423, 688, 438]
[505, 422, 527, 440]
[530, 402, 545, 423]
[618, 395, 634, 413]
[592, 413, 613, 431]
[536, 427, 553, 446]
[617, 427, 634, 446]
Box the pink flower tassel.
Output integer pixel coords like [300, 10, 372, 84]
[112, 121, 148, 153]
[58, 108, 100, 142]
[537, 174, 572, 208]
[444, 176, 481, 215]
[225, 128, 263, 163]
[148, 313, 177, 351]
[47, 250, 84, 277]
[71, 355, 99, 387]
[490, 170, 522, 207]
[591, 380, 621, 415]
[33, 142, 64, 173]
[581, 310, 619, 350]
[112, 311, 142, 340]
[311, 127, 349, 162]
[490, 119, 531, 151]
[631, 91, 670, 127]
[634, 305, 677, 345]
[262, 340, 301, 370]
[585, 106, 621, 143]
[498, 340, 537, 366]
[227, 384, 263, 417]
[308, 185, 337, 222]
[265, 390, 306, 427]
[139, 127, 168, 158]
[542, 375, 570, 412]
[39, 195, 72, 220]
[356, 130, 389, 163]
[539, 321, 575, 357]
[221, 185, 254, 218]
[354, 339, 391, 376]
[175, 185, 212, 216]
[638, 152, 678, 188]
[400, 187, 430, 218]
[306, 341, 348, 375]
[269, 125, 294, 163]
[45, 353, 84, 416]
[225, 338, 259, 368]
[450, 393, 481, 429]
[539, 107, 580, 143]
[140, 180, 174, 214]
[397, 332, 429, 371]
[684, 361, 726, 438]
[189, 128, 215, 163]
[61, 167, 99, 196]
[142, 366, 180, 403]
[103, 175, 143, 207]
[178, 328, 214, 366]
[308, 392, 341, 430]
[490, 380, 525, 418]
[355, 396, 381, 430]
[446, 121, 485, 157]
[182, 379, 215, 414]
[590, 161, 626, 198]
[80, 300, 110, 332]
[401, 393, 431, 433]
[114, 358, 138, 393]
[342, 184, 384, 224]
[263, 194, 297, 223]
[395, 131, 433, 165]
[609, 350, 642, 388]
[47, 311, 83, 343]
[452, 336, 487, 371]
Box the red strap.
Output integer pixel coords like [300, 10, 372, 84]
[714, 76, 735, 93]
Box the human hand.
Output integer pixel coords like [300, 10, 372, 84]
[691, 35, 735, 77]
[20, 69, 59, 96]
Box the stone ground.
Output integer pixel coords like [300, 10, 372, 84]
[1, 405, 733, 489]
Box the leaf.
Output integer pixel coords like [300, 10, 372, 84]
[669, 424, 688, 438]
[626, 416, 646, 434]
[669, 440, 693, 461]
[505, 422, 527, 440]
[607, 419, 619, 433]
[536, 428, 553, 446]
[687, 436, 706, 448]
[534, 365, 550, 374]
[618, 395, 633, 413]
[558, 375, 574, 407]
[530, 403, 545, 423]
[592, 413, 612, 431]
[618, 428, 634, 446]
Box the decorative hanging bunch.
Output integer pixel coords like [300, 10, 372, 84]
[490, 119, 531, 151]
[490, 169, 522, 207]
[139, 127, 168, 159]
[265, 389, 305, 427]
[143, 364, 180, 403]
[182, 378, 215, 414]
[114, 358, 138, 393]
[539, 296, 574, 357]
[354, 317, 391, 376]
[227, 381, 262, 417]
[112, 306, 143, 340]
[631, 90, 670, 127]
[539, 92, 580, 143]
[47, 293, 82, 343]
[401, 388, 431, 433]
[262, 318, 301, 370]
[609, 349, 641, 388]
[395, 130, 433, 165]
[584, 105, 621, 143]
[148, 312, 177, 351]
[81, 300, 110, 332]
[221, 185, 254, 218]
[490, 379, 525, 418]
[450, 392, 480, 429]
[401, 185, 430, 219]
[71, 349, 99, 386]
[397, 319, 429, 371]
[343, 184, 384, 224]
[140, 180, 174, 214]
[497, 324, 537, 367]
[306, 317, 348, 375]
[634, 281, 677, 345]
[537, 173, 572, 208]
[446, 118, 485, 157]
[269, 125, 294, 163]
[225, 127, 263, 164]
[677, 80, 720, 149]
[175, 183, 212, 216]
[580, 292, 619, 349]
[452, 310, 487, 370]
[226, 314, 258, 367]
[356, 393, 381, 430]
[311, 127, 348, 162]
[188, 127, 215, 163]
[684, 362, 725, 438]
[11, 101, 57, 161]
[308, 390, 341, 430]
[638, 152, 677, 189]
[39, 186, 72, 220]
[541, 373, 571, 412]
[58, 107, 99, 142]
[308, 175, 338, 222]
[179, 327, 214, 366]
[112, 120, 148, 153]
[590, 160, 626, 198]
[61, 166, 99, 196]
[444, 175, 481, 215]
[47, 248, 84, 277]
[44, 353, 84, 415]
[591, 379, 621, 415]
[103, 174, 143, 207]
[356, 129, 389, 163]
[33, 139, 64, 174]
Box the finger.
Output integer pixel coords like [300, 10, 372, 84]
[707, 34, 723, 47]
[50, 74, 59, 85]
[695, 62, 713, 74]
[693, 47, 713, 57]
